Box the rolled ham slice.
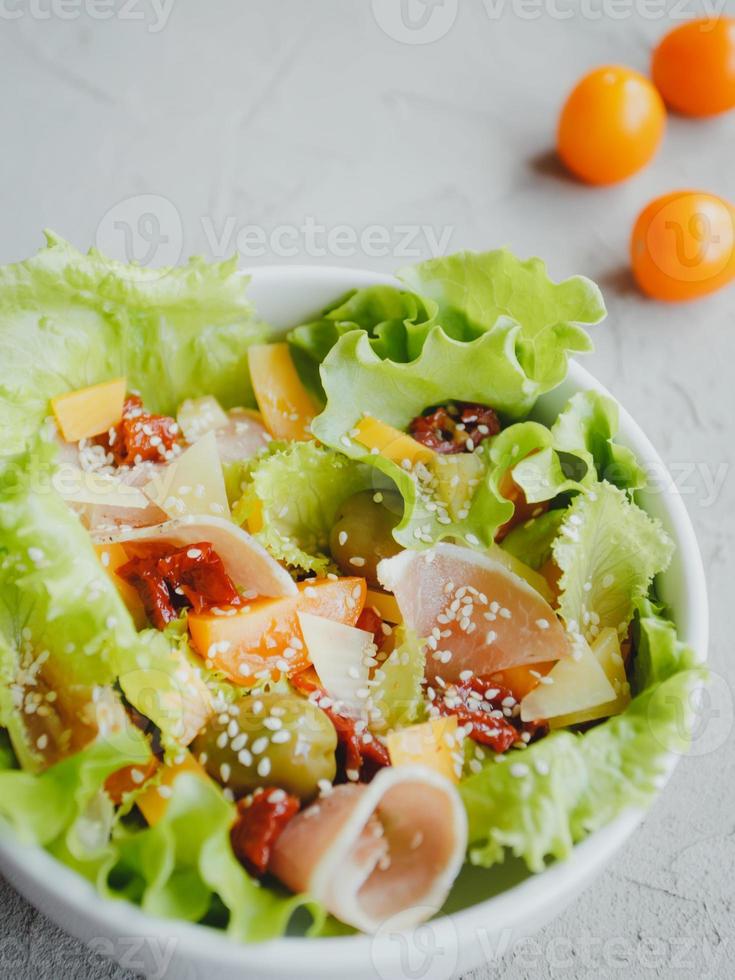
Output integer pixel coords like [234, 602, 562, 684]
[269, 765, 467, 933]
[213, 408, 271, 464]
[91, 515, 297, 598]
[378, 543, 570, 685]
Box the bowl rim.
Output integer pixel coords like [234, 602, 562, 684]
[0, 262, 709, 973]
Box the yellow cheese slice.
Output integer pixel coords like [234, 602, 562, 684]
[136, 752, 210, 827]
[51, 377, 126, 442]
[248, 343, 316, 441]
[143, 431, 230, 519]
[353, 417, 436, 468]
[387, 716, 460, 783]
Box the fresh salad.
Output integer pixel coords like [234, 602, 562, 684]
[0, 234, 702, 939]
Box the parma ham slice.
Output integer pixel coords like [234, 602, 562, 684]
[92, 515, 297, 598]
[213, 408, 271, 464]
[378, 544, 569, 684]
[269, 765, 467, 933]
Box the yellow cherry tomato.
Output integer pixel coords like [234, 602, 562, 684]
[652, 18, 735, 117]
[557, 65, 666, 185]
[631, 190, 735, 302]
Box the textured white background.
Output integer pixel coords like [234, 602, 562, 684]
[0, 1, 733, 977]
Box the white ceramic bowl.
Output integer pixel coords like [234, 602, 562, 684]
[0, 265, 709, 980]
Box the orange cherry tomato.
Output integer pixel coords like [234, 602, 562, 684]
[652, 18, 735, 117]
[631, 190, 735, 302]
[557, 66, 666, 185]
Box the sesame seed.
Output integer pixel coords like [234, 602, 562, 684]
[257, 757, 271, 777]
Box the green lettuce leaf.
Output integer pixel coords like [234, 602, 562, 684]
[312, 331, 601, 551]
[289, 250, 605, 406]
[550, 391, 646, 490]
[310, 329, 544, 551]
[233, 442, 373, 574]
[0, 232, 270, 455]
[0, 441, 130, 769]
[368, 628, 427, 733]
[460, 602, 703, 872]
[106, 773, 323, 941]
[0, 439, 207, 764]
[363, 441, 512, 552]
[288, 286, 438, 398]
[0, 727, 149, 848]
[315, 325, 542, 438]
[553, 481, 674, 642]
[399, 249, 605, 392]
[501, 509, 567, 569]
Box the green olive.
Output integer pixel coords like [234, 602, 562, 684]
[191, 693, 337, 801]
[329, 490, 403, 585]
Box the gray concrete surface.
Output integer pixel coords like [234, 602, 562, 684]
[0, 1, 733, 977]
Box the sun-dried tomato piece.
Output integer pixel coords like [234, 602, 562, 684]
[230, 788, 300, 878]
[410, 401, 501, 455]
[117, 542, 241, 629]
[97, 394, 180, 466]
[290, 670, 390, 781]
[326, 707, 391, 779]
[495, 465, 550, 542]
[356, 605, 390, 651]
[435, 675, 542, 753]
